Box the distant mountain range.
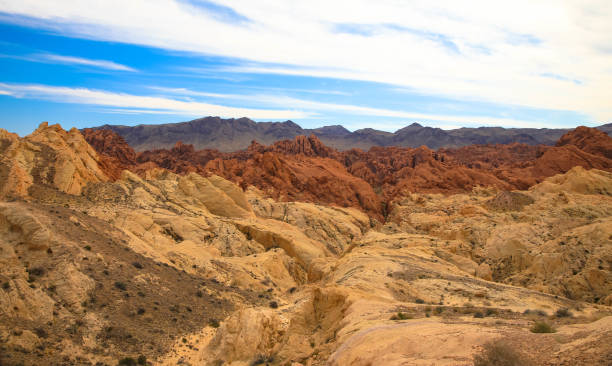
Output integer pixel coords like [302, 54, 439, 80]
[90, 116, 612, 152]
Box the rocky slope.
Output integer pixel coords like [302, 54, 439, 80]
[89, 117, 612, 152]
[1, 123, 611, 365]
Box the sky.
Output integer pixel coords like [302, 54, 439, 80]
[0, 0, 611, 136]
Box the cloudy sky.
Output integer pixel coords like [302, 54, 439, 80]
[0, 0, 610, 135]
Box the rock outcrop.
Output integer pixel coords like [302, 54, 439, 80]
[0, 122, 109, 198]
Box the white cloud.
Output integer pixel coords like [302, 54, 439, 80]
[0, 0, 611, 122]
[0, 81, 559, 129]
[0, 52, 136, 71]
[152, 86, 559, 128]
[39, 53, 136, 71]
[0, 82, 308, 119]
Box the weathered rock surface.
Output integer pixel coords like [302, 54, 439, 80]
[0, 122, 109, 198]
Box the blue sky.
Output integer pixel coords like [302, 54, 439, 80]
[0, 0, 610, 136]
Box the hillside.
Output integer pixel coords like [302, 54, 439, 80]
[1, 123, 611, 365]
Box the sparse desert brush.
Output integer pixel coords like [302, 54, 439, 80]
[209, 318, 220, 328]
[555, 308, 572, 318]
[390, 312, 411, 320]
[118, 357, 137, 366]
[531, 321, 555, 333]
[473, 340, 532, 366]
[251, 355, 274, 365]
[523, 309, 547, 318]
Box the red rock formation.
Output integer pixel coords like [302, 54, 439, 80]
[82, 127, 612, 219]
[82, 128, 137, 180]
[204, 151, 383, 220]
[136, 142, 224, 175]
[82, 128, 137, 165]
[556, 126, 612, 159]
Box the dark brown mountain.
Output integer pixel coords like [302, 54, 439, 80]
[88, 117, 612, 152]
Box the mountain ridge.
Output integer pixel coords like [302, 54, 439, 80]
[89, 116, 612, 152]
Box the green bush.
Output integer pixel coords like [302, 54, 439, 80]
[530, 321, 555, 333]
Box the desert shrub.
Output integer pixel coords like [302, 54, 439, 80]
[269, 301, 278, 309]
[415, 298, 425, 304]
[523, 309, 547, 316]
[531, 321, 555, 333]
[209, 318, 220, 328]
[196, 290, 203, 297]
[28, 267, 45, 277]
[251, 355, 273, 365]
[132, 262, 143, 269]
[485, 308, 497, 316]
[84, 245, 91, 251]
[473, 340, 531, 366]
[555, 308, 572, 318]
[137, 355, 147, 365]
[114, 282, 127, 291]
[118, 357, 137, 366]
[391, 312, 411, 320]
[2, 282, 9, 290]
[34, 327, 48, 338]
[434, 307, 444, 315]
[137, 308, 145, 315]
[473, 311, 484, 318]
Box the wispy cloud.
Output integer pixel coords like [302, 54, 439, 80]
[0, 82, 307, 119]
[154, 86, 556, 128]
[0, 52, 136, 71]
[39, 53, 136, 71]
[180, 0, 251, 24]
